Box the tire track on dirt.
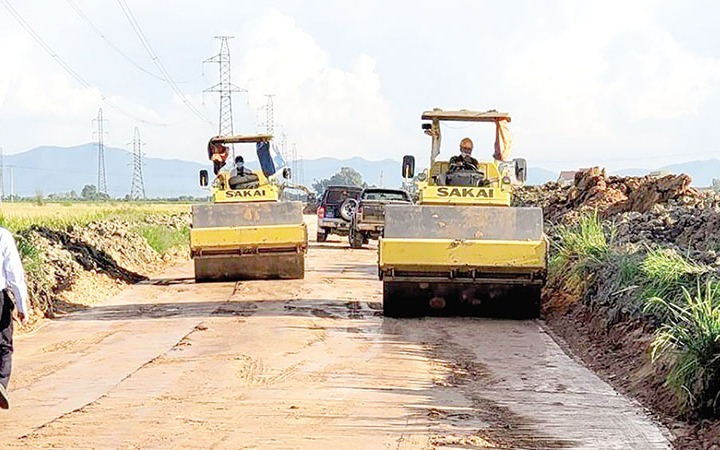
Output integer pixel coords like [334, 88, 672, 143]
[18, 322, 211, 439]
[421, 322, 577, 449]
[16, 281, 245, 440]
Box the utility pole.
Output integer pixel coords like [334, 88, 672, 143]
[380, 170, 384, 187]
[129, 127, 146, 200]
[92, 108, 108, 196]
[204, 36, 243, 157]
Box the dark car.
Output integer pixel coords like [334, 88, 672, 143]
[316, 185, 364, 242]
[348, 188, 412, 248]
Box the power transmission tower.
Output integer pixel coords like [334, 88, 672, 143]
[204, 36, 243, 157]
[129, 127, 146, 200]
[299, 151, 305, 187]
[263, 94, 274, 136]
[92, 108, 108, 196]
[280, 131, 287, 162]
[291, 143, 298, 184]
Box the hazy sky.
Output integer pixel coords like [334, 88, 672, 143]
[1, 0, 719, 171]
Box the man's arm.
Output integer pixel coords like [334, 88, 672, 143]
[2, 232, 29, 321]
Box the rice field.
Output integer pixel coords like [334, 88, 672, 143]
[0, 201, 191, 231]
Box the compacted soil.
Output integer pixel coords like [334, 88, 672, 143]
[0, 221, 672, 449]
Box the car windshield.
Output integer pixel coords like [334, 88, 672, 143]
[325, 189, 362, 204]
[362, 191, 408, 201]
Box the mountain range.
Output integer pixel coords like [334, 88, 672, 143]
[0, 143, 717, 198]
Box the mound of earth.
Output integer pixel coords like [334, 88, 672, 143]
[517, 168, 719, 256]
[19, 215, 189, 320]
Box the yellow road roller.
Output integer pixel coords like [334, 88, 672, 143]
[191, 134, 309, 281]
[379, 109, 548, 318]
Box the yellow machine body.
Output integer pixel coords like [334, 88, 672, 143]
[191, 134, 308, 281]
[378, 109, 548, 318]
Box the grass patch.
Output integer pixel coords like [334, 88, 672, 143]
[549, 212, 612, 294]
[645, 280, 720, 415]
[138, 224, 190, 254]
[617, 252, 643, 285]
[640, 248, 706, 306]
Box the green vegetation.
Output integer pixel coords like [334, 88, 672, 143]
[549, 212, 612, 294]
[0, 202, 189, 231]
[0, 203, 191, 316]
[640, 248, 707, 308]
[311, 167, 366, 195]
[138, 224, 190, 254]
[548, 212, 720, 416]
[645, 281, 720, 415]
[616, 253, 642, 285]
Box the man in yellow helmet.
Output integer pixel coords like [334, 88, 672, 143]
[449, 137, 479, 172]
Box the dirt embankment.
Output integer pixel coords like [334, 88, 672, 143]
[517, 170, 720, 448]
[18, 214, 189, 326]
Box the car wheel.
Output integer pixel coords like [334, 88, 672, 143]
[339, 199, 358, 221]
[316, 230, 328, 242]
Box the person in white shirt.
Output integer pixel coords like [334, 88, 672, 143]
[0, 227, 29, 410]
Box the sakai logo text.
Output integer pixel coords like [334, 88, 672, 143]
[436, 187, 494, 198]
[226, 189, 267, 198]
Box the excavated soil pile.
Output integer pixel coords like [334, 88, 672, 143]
[517, 170, 720, 449]
[20, 215, 189, 319]
[516, 167, 698, 221]
[515, 168, 719, 256]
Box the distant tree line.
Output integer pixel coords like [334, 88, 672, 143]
[311, 167, 367, 195]
[3, 184, 209, 203]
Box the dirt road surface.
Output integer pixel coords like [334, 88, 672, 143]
[0, 219, 671, 449]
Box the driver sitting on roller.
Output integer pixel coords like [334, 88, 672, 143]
[449, 137, 479, 172]
[228, 156, 259, 190]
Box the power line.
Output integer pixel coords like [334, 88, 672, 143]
[116, 0, 210, 124]
[92, 108, 108, 196]
[0, 0, 169, 126]
[64, 0, 165, 82]
[129, 127, 146, 200]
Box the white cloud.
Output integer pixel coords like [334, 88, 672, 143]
[236, 9, 394, 160]
[0, 32, 28, 113]
[7, 74, 101, 117]
[620, 29, 720, 120]
[505, 0, 720, 143]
